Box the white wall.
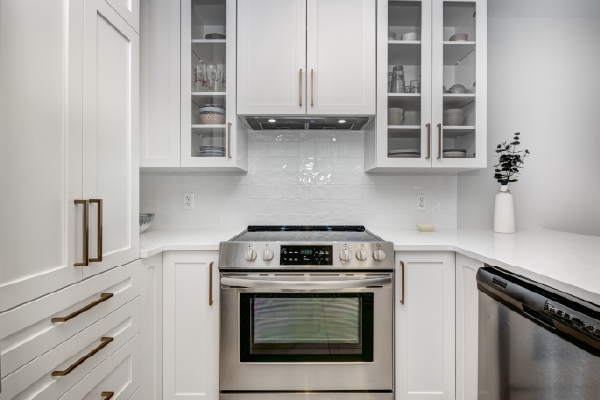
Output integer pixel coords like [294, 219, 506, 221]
[458, 15, 600, 236]
[140, 130, 458, 232]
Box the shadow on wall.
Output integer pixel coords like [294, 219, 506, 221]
[458, 16, 600, 236]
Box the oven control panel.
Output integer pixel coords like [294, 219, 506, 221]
[280, 246, 333, 266]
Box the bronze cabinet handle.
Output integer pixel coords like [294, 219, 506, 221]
[101, 392, 114, 400]
[437, 123, 442, 159]
[400, 261, 405, 305]
[52, 337, 113, 376]
[74, 200, 89, 267]
[311, 69, 314, 106]
[209, 262, 214, 306]
[425, 123, 431, 159]
[89, 199, 103, 262]
[227, 122, 232, 158]
[52, 293, 114, 323]
[299, 69, 302, 106]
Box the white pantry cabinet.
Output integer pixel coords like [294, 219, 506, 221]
[395, 251, 456, 399]
[140, 0, 248, 171]
[365, 0, 487, 172]
[83, 0, 140, 278]
[237, 0, 376, 115]
[0, 0, 84, 312]
[163, 251, 220, 400]
[455, 253, 483, 400]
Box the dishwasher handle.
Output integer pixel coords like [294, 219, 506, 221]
[221, 276, 392, 290]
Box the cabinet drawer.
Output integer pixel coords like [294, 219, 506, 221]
[59, 334, 139, 400]
[0, 296, 139, 400]
[0, 260, 140, 379]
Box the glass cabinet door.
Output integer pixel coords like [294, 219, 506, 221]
[377, 0, 433, 167]
[431, 0, 486, 168]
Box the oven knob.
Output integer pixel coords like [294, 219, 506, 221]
[373, 249, 386, 261]
[262, 248, 274, 261]
[356, 249, 368, 261]
[339, 249, 351, 261]
[245, 249, 257, 261]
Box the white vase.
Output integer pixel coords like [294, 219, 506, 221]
[494, 185, 515, 234]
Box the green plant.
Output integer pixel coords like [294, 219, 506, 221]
[493, 132, 530, 185]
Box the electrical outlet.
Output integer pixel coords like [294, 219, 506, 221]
[416, 195, 427, 211]
[183, 192, 194, 210]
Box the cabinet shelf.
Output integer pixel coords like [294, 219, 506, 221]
[192, 124, 226, 130]
[388, 125, 421, 139]
[191, 39, 226, 44]
[443, 94, 475, 108]
[443, 41, 475, 65]
[192, 92, 226, 97]
[443, 126, 475, 137]
[388, 93, 420, 111]
[388, 41, 421, 65]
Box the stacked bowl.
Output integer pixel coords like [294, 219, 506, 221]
[199, 145, 226, 157]
[388, 108, 405, 125]
[199, 104, 226, 124]
[443, 108, 464, 126]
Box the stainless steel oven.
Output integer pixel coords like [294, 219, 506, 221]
[220, 271, 393, 391]
[219, 226, 394, 396]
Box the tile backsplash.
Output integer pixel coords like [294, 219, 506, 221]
[140, 131, 457, 231]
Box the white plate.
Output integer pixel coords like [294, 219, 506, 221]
[388, 149, 420, 154]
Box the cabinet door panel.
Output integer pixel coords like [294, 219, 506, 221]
[0, 0, 84, 311]
[307, 0, 376, 115]
[237, 0, 306, 115]
[83, 0, 139, 277]
[163, 251, 219, 400]
[395, 251, 455, 399]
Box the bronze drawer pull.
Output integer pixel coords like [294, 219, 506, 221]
[101, 392, 114, 400]
[52, 337, 113, 376]
[299, 69, 303, 106]
[311, 69, 314, 106]
[89, 199, 103, 262]
[52, 293, 113, 323]
[437, 123, 442, 159]
[425, 123, 431, 159]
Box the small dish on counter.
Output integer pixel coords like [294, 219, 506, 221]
[416, 224, 436, 232]
[140, 214, 155, 234]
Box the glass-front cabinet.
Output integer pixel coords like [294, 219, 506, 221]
[180, 0, 248, 170]
[367, 0, 486, 171]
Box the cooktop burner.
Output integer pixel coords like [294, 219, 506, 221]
[231, 225, 383, 242]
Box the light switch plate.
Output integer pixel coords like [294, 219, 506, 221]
[416, 195, 427, 211]
[183, 192, 194, 209]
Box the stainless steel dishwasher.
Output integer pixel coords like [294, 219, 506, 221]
[477, 266, 600, 400]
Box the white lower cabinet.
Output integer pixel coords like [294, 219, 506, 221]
[395, 251, 456, 400]
[59, 334, 140, 400]
[163, 251, 220, 400]
[455, 253, 483, 400]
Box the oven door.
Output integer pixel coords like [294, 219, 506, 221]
[220, 272, 394, 391]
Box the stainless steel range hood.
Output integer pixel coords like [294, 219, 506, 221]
[243, 116, 370, 131]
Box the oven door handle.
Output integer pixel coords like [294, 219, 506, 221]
[221, 276, 392, 289]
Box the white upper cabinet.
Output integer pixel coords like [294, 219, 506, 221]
[237, 0, 376, 116]
[82, 0, 140, 277]
[366, 0, 486, 171]
[306, 0, 376, 115]
[237, 0, 307, 115]
[0, 0, 84, 311]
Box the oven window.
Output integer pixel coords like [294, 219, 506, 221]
[239, 293, 374, 362]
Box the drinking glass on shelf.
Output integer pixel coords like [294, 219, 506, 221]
[214, 70, 223, 92]
[194, 60, 205, 92]
[206, 64, 217, 92]
[390, 66, 405, 93]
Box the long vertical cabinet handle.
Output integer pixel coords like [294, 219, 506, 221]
[437, 123, 442, 159]
[311, 69, 314, 106]
[299, 69, 303, 106]
[227, 122, 232, 158]
[425, 123, 431, 159]
[400, 261, 405, 305]
[89, 199, 103, 262]
[209, 262, 214, 306]
[74, 200, 89, 267]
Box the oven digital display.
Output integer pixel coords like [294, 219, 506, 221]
[280, 246, 333, 266]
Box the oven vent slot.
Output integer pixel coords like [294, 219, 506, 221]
[274, 274, 304, 276]
[366, 286, 383, 288]
[310, 274, 340, 276]
[228, 286, 247, 288]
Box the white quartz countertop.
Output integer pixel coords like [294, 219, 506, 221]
[140, 228, 600, 303]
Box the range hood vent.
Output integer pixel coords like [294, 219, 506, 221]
[244, 116, 369, 131]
